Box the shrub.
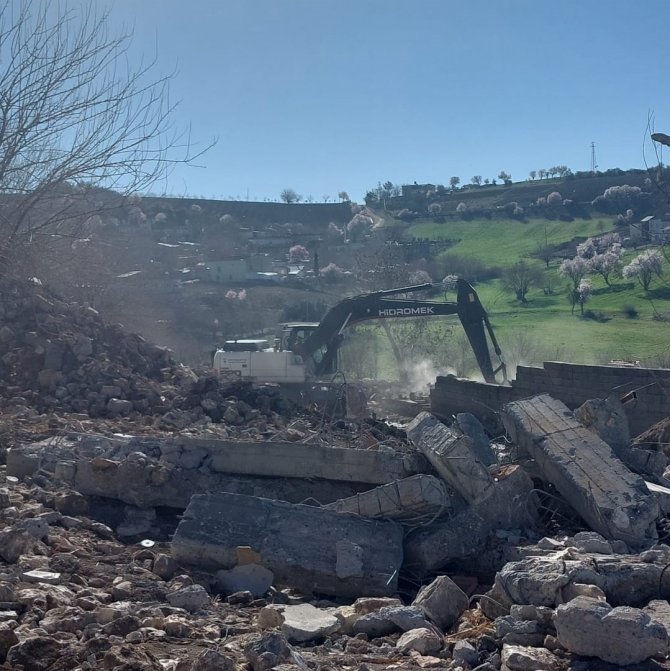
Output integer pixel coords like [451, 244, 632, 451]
[621, 304, 639, 319]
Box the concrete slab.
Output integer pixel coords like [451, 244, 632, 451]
[183, 437, 426, 485]
[324, 474, 449, 522]
[171, 492, 404, 598]
[503, 394, 659, 547]
[406, 412, 495, 505]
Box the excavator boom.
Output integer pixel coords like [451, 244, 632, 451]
[296, 279, 507, 383]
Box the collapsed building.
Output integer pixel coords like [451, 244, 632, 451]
[0, 277, 670, 669]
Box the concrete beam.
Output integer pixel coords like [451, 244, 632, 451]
[179, 437, 427, 485]
[405, 412, 495, 505]
[503, 394, 658, 547]
[324, 475, 449, 522]
[171, 492, 404, 598]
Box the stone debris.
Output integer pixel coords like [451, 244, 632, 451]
[4, 277, 670, 669]
[554, 595, 667, 665]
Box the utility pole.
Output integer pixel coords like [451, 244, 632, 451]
[590, 142, 598, 173]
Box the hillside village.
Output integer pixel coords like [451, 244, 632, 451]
[26, 166, 668, 373]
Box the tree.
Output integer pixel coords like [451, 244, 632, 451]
[449, 176, 460, 190]
[0, 1, 213, 271]
[529, 170, 537, 181]
[558, 256, 590, 290]
[288, 245, 309, 262]
[622, 249, 664, 290]
[502, 260, 543, 302]
[338, 191, 350, 202]
[546, 191, 562, 205]
[535, 226, 553, 268]
[428, 203, 442, 217]
[590, 249, 623, 286]
[346, 213, 373, 241]
[280, 188, 301, 203]
[574, 278, 592, 315]
[538, 169, 547, 180]
[320, 262, 345, 283]
[471, 175, 483, 186]
[498, 171, 512, 184]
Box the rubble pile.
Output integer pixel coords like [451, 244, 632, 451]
[3, 280, 670, 667]
[3, 389, 670, 669]
[0, 279, 303, 437]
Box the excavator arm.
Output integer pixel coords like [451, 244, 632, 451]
[296, 278, 507, 383]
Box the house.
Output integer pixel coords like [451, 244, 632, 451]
[631, 215, 670, 244]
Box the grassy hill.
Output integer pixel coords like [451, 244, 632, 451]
[401, 215, 670, 371]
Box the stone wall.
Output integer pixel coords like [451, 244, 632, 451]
[431, 362, 670, 437]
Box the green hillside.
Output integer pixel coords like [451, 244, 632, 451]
[404, 216, 670, 369]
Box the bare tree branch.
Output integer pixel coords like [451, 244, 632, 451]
[0, 0, 215, 269]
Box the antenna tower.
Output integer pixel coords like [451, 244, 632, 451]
[590, 141, 598, 173]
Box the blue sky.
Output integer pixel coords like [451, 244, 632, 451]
[109, 0, 670, 202]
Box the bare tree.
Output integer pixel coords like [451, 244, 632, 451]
[471, 175, 482, 186]
[502, 260, 542, 302]
[0, 1, 212, 271]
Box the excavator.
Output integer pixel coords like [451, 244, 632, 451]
[213, 278, 507, 385]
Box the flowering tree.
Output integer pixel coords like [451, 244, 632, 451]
[576, 233, 623, 286]
[558, 256, 590, 289]
[320, 262, 345, 283]
[546, 191, 562, 205]
[288, 245, 309, 262]
[347, 213, 373, 241]
[409, 270, 432, 285]
[574, 279, 592, 314]
[622, 249, 664, 290]
[590, 249, 623, 286]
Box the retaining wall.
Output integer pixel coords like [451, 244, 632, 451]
[431, 361, 670, 437]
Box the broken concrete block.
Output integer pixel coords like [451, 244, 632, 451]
[570, 531, 612, 555]
[451, 640, 479, 667]
[574, 397, 630, 453]
[406, 412, 495, 504]
[495, 614, 546, 646]
[244, 631, 307, 671]
[455, 412, 497, 465]
[503, 394, 659, 546]
[403, 465, 538, 576]
[412, 575, 469, 631]
[352, 605, 434, 637]
[644, 599, 670, 639]
[492, 553, 670, 610]
[171, 492, 403, 598]
[554, 596, 667, 665]
[396, 627, 443, 655]
[403, 507, 489, 575]
[501, 644, 561, 671]
[166, 584, 210, 612]
[324, 474, 448, 522]
[215, 565, 274, 598]
[280, 604, 340, 643]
